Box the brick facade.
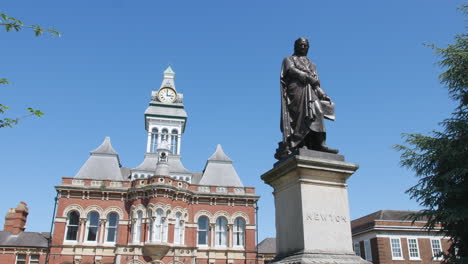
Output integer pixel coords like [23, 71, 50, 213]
[351, 210, 451, 264]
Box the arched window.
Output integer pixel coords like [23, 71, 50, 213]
[154, 209, 164, 242]
[215, 217, 228, 247]
[106, 212, 119, 243]
[171, 129, 178, 154]
[132, 211, 143, 242]
[197, 216, 209, 246]
[86, 212, 99, 242]
[150, 128, 158, 152]
[174, 212, 184, 244]
[161, 128, 168, 142]
[65, 211, 80, 241]
[233, 217, 245, 247]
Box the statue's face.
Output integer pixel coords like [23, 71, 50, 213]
[294, 39, 309, 56]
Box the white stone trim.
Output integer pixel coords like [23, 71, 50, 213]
[62, 204, 84, 217]
[131, 204, 147, 218]
[213, 211, 231, 224]
[194, 210, 213, 222]
[231, 211, 250, 225]
[84, 205, 104, 216]
[103, 206, 124, 219]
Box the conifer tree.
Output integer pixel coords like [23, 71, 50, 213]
[395, 6, 467, 264]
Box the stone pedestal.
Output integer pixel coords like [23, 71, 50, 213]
[261, 149, 368, 264]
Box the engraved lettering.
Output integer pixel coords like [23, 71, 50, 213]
[306, 211, 347, 224]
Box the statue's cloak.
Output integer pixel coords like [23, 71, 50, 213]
[280, 55, 335, 149]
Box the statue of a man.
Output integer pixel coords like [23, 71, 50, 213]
[275, 37, 338, 160]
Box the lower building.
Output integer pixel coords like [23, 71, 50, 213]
[351, 210, 450, 264]
[0, 202, 49, 264]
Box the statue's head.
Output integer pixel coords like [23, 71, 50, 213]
[294, 37, 309, 56]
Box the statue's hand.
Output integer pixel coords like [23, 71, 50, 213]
[322, 94, 332, 102]
[307, 75, 319, 85]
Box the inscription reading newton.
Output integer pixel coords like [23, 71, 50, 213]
[306, 211, 347, 223]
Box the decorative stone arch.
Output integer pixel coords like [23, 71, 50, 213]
[213, 210, 231, 224]
[62, 204, 84, 217]
[171, 206, 188, 221]
[231, 211, 250, 225]
[84, 205, 104, 217]
[194, 210, 213, 223]
[147, 202, 171, 216]
[131, 204, 147, 218]
[103, 206, 124, 220]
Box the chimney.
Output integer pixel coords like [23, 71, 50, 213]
[3, 202, 29, 234]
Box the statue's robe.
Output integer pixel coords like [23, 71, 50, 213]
[280, 55, 335, 149]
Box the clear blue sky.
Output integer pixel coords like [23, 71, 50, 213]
[1, 0, 465, 242]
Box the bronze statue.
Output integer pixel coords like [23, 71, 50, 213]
[275, 37, 338, 160]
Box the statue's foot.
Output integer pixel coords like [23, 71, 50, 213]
[319, 145, 339, 154]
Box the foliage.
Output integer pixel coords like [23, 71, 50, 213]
[0, 13, 59, 128]
[395, 6, 468, 264]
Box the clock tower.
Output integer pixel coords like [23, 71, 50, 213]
[132, 66, 191, 181]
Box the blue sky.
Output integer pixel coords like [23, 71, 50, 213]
[1, 0, 465, 242]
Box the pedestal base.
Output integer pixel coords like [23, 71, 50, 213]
[273, 251, 368, 264]
[262, 149, 368, 264]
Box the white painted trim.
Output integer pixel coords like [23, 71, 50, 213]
[430, 238, 443, 260]
[389, 237, 404, 260]
[407, 237, 421, 260]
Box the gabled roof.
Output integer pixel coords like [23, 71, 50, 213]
[198, 145, 243, 187]
[75, 137, 125, 181]
[0, 231, 49, 248]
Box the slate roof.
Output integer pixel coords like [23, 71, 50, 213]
[0, 231, 49, 248]
[198, 145, 243, 187]
[257, 237, 276, 254]
[133, 154, 192, 175]
[75, 137, 125, 181]
[351, 210, 429, 232]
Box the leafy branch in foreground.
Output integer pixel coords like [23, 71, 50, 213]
[0, 13, 60, 37]
[1, 12, 59, 128]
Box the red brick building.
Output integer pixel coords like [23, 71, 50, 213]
[40, 67, 258, 264]
[0, 202, 49, 264]
[351, 210, 450, 264]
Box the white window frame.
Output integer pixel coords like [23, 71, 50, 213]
[407, 238, 420, 260]
[132, 211, 143, 243]
[215, 217, 228, 247]
[15, 254, 26, 264]
[85, 211, 100, 243]
[390, 237, 404, 260]
[233, 217, 245, 248]
[364, 239, 372, 261]
[353, 241, 361, 256]
[174, 212, 184, 245]
[29, 254, 40, 264]
[197, 216, 209, 247]
[105, 212, 119, 244]
[431, 238, 443, 260]
[64, 211, 80, 242]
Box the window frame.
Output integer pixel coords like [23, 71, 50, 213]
[132, 210, 143, 243]
[85, 211, 100, 243]
[431, 238, 443, 260]
[364, 239, 372, 261]
[29, 254, 40, 264]
[407, 238, 421, 260]
[15, 253, 26, 264]
[233, 217, 245, 248]
[197, 216, 209, 247]
[171, 129, 179, 154]
[150, 128, 159, 153]
[215, 217, 228, 247]
[174, 212, 185, 245]
[353, 241, 361, 256]
[390, 237, 404, 260]
[64, 210, 80, 242]
[105, 212, 119, 244]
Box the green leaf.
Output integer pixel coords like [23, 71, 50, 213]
[0, 78, 10, 85]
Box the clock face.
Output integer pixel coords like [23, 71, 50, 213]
[158, 87, 177, 103]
